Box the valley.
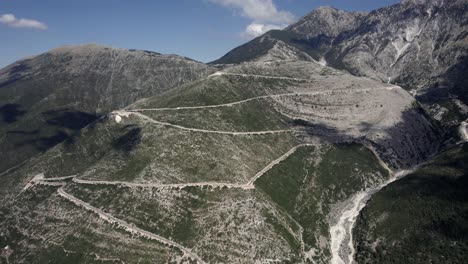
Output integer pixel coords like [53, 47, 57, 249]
[1, 0, 467, 263]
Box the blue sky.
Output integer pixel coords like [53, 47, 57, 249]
[1, 0, 399, 67]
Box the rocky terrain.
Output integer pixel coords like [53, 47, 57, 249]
[354, 142, 468, 264]
[0, 44, 213, 172]
[0, 57, 444, 263]
[0, 1, 467, 263]
[214, 0, 468, 128]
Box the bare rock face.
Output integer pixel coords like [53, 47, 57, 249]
[212, 7, 366, 65]
[401, 0, 447, 6]
[327, 0, 468, 111]
[213, 1, 468, 126]
[0, 44, 213, 172]
[286, 6, 367, 40]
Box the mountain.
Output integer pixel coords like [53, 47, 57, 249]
[354, 142, 468, 264]
[212, 7, 367, 65]
[0, 58, 443, 263]
[213, 0, 468, 127]
[0, 2, 467, 264]
[0, 44, 213, 172]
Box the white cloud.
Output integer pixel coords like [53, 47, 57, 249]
[210, 0, 294, 24]
[209, 0, 295, 39]
[241, 23, 286, 38]
[0, 13, 47, 30]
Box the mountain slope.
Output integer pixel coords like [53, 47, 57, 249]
[327, 0, 468, 119]
[212, 7, 367, 65]
[0, 44, 213, 172]
[0, 59, 444, 263]
[354, 142, 468, 264]
[213, 0, 468, 126]
[1, 2, 465, 263]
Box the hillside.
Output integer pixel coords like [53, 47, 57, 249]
[0, 1, 467, 263]
[354, 142, 468, 264]
[0, 58, 445, 263]
[0, 44, 213, 172]
[213, 0, 468, 127]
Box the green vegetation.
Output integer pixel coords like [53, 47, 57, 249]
[437, 99, 467, 124]
[0, 46, 210, 174]
[264, 211, 301, 251]
[255, 146, 314, 212]
[255, 143, 389, 262]
[143, 98, 290, 132]
[66, 183, 202, 247]
[65, 184, 302, 263]
[0, 185, 180, 264]
[78, 116, 297, 183]
[354, 143, 468, 264]
[19, 112, 297, 184]
[134, 74, 299, 109]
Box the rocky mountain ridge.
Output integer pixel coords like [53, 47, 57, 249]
[0, 1, 466, 263]
[213, 0, 468, 127]
[0, 44, 213, 172]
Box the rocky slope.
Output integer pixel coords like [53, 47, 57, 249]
[354, 142, 468, 264]
[0, 59, 443, 263]
[0, 1, 465, 263]
[211, 7, 367, 64]
[0, 44, 213, 172]
[213, 0, 468, 127]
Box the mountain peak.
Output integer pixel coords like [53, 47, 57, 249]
[401, 0, 446, 6]
[286, 6, 367, 39]
[316, 6, 339, 12]
[48, 43, 117, 55]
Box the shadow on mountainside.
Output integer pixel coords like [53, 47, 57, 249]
[363, 107, 442, 169]
[355, 143, 468, 264]
[7, 130, 39, 135]
[0, 63, 31, 88]
[16, 131, 73, 152]
[290, 106, 443, 170]
[11, 109, 101, 152]
[43, 109, 100, 130]
[0, 109, 103, 174]
[418, 55, 468, 106]
[0, 104, 26, 123]
[291, 118, 355, 143]
[112, 125, 142, 154]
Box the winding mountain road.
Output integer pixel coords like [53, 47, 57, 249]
[129, 87, 399, 112]
[34, 144, 315, 192]
[117, 111, 294, 135]
[71, 144, 314, 190]
[57, 188, 207, 264]
[20, 72, 406, 262]
[245, 144, 313, 186]
[31, 144, 313, 263]
[208, 71, 312, 82]
[27, 144, 315, 263]
[73, 178, 252, 190]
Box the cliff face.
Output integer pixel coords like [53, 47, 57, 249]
[212, 7, 367, 65]
[285, 7, 367, 40]
[327, 0, 467, 109]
